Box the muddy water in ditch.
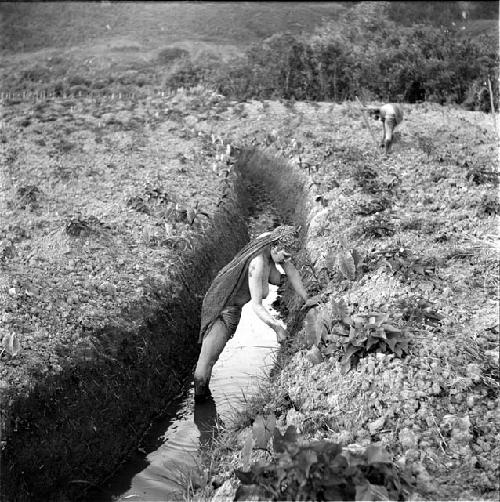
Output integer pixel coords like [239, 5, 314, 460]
[92, 185, 283, 502]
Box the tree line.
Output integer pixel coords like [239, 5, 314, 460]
[167, 2, 498, 111]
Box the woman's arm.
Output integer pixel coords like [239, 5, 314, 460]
[281, 259, 308, 302]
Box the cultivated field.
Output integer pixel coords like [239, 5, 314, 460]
[0, 2, 498, 501]
[1, 85, 498, 500]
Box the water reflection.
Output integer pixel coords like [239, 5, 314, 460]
[194, 394, 220, 449]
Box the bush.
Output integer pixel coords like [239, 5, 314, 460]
[235, 426, 414, 501]
[68, 75, 91, 87]
[157, 46, 190, 65]
[201, 2, 499, 105]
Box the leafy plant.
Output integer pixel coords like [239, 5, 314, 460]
[476, 193, 500, 217]
[356, 213, 395, 238]
[303, 299, 351, 348]
[126, 195, 150, 214]
[0, 239, 16, 262]
[395, 297, 443, 326]
[341, 312, 409, 372]
[65, 215, 103, 237]
[415, 133, 434, 158]
[351, 164, 381, 193]
[466, 164, 498, 185]
[157, 47, 190, 65]
[386, 255, 441, 283]
[354, 195, 392, 216]
[16, 185, 41, 210]
[2, 332, 21, 357]
[302, 300, 409, 369]
[235, 425, 413, 501]
[337, 247, 364, 281]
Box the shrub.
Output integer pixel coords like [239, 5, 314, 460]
[68, 75, 91, 87]
[235, 426, 414, 501]
[476, 193, 500, 217]
[16, 185, 41, 210]
[65, 216, 103, 237]
[356, 213, 395, 238]
[340, 312, 409, 372]
[157, 46, 190, 65]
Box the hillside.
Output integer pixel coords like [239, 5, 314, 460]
[0, 2, 346, 53]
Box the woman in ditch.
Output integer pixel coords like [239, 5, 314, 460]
[194, 225, 313, 400]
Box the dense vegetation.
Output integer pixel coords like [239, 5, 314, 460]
[1, 2, 497, 111]
[196, 2, 498, 108]
[387, 1, 498, 26]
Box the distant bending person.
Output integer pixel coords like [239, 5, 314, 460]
[368, 103, 404, 154]
[194, 225, 311, 400]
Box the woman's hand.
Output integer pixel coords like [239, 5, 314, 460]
[274, 325, 287, 342]
[271, 249, 292, 265]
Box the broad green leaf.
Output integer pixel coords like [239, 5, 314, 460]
[343, 344, 360, 359]
[273, 425, 297, 453]
[352, 248, 363, 268]
[297, 448, 318, 479]
[331, 299, 350, 321]
[337, 251, 356, 280]
[341, 360, 352, 374]
[252, 414, 266, 449]
[234, 484, 265, 501]
[329, 452, 349, 470]
[320, 321, 330, 343]
[366, 336, 379, 351]
[352, 334, 368, 346]
[252, 413, 275, 449]
[382, 323, 401, 334]
[234, 469, 255, 485]
[283, 425, 298, 444]
[304, 308, 320, 347]
[2, 333, 21, 356]
[241, 432, 254, 470]
[355, 483, 390, 501]
[333, 325, 349, 337]
[309, 440, 342, 458]
[374, 312, 389, 327]
[385, 335, 398, 352]
[324, 486, 350, 501]
[351, 314, 368, 327]
[366, 444, 393, 464]
[371, 330, 387, 340]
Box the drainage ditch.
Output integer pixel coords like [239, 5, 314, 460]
[88, 177, 286, 502]
[1, 149, 311, 502]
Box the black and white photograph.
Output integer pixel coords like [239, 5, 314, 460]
[0, 2, 498, 501]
